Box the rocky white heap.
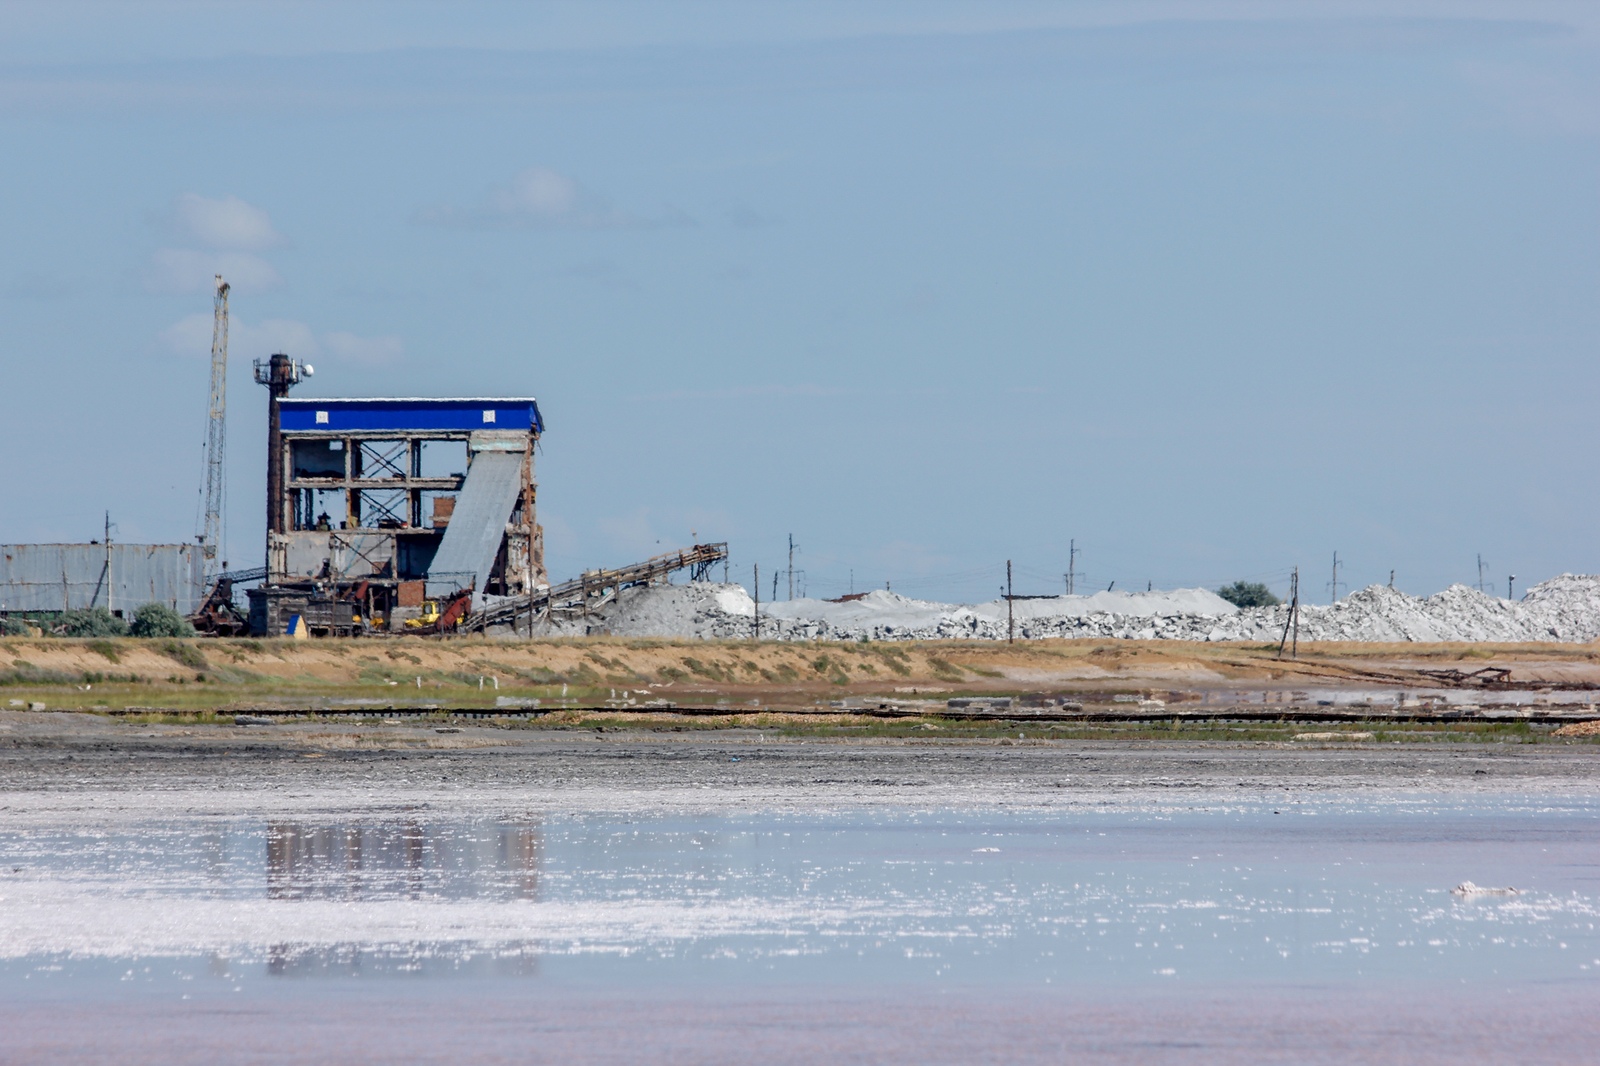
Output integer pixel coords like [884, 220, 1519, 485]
[559, 574, 1600, 643]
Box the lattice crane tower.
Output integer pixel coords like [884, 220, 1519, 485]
[201, 274, 230, 573]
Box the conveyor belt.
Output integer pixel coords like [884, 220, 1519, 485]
[426, 451, 523, 600]
[465, 542, 729, 631]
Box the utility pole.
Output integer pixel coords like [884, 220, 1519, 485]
[1006, 560, 1014, 644]
[753, 564, 760, 641]
[788, 534, 796, 601]
[1277, 566, 1300, 660]
[1067, 540, 1079, 596]
[1508, 575, 1516, 601]
[527, 543, 538, 639]
[1328, 551, 1341, 603]
[1477, 554, 1486, 593]
[1292, 571, 1300, 658]
[1389, 570, 1395, 588]
[104, 511, 112, 615]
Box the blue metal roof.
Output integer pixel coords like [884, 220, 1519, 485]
[279, 397, 543, 434]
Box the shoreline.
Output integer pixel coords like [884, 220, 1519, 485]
[2, 722, 1596, 820]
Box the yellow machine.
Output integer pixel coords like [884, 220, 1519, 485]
[400, 591, 472, 634]
[405, 601, 444, 629]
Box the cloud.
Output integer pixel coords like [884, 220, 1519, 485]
[414, 165, 688, 230]
[159, 313, 315, 360]
[232, 318, 321, 362]
[163, 193, 285, 251]
[321, 331, 404, 367]
[142, 248, 284, 295]
[157, 313, 213, 356]
[159, 315, 400, 367]
[491, 166, 582, 218]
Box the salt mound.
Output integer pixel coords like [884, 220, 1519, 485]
[605, 582, 755, 638]
[1206, 578, 1600, 644]
[533, 574, 1600, 644]
[972, 588, 1239, 622]
[1519, 573, 1600, 642]
[765, 590, 969, 629]
[1218, 584, 1530, 643]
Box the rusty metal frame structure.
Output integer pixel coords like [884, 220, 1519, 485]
[271, 429, 543, 587]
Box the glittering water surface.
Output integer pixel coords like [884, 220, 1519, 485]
[2, 795, 1597, 1062]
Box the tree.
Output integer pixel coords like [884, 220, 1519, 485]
[1217, 580, 1281, 608]
[57, 607, 129, 637]
[130, 602, 195, 638]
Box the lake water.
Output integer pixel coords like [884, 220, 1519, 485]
[2, 794, 1596, 1063]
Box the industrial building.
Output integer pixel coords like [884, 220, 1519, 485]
[247, 353, 546, 635]
[2, 276, 721, 638]
[0, 542, 204, 618]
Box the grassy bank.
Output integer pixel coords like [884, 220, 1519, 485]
[4, 634, 1600, 720]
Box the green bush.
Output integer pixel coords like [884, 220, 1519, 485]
[58, 607, 129, 637]
[0, 617, 29, 636]
[86, 640, 122, 663]
[130, 603, 195, 638]
[159, 640, 209, 671]
[1217, 581, 1282, 608]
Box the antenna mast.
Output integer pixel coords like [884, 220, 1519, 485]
[201, 275, 230, 575]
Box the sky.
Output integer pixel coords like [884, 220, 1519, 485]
[0, 1, 1596, 605]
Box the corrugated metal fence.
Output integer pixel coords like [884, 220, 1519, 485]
[0, 544, 205, 614]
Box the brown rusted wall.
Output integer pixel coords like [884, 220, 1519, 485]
[431, 496, 455, 527]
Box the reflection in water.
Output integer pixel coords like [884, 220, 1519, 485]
[263, 818, 543, 976]
[263, 942, 543, 979]
[264, 819, 542, 902]
[3, 803, 1597, 991]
